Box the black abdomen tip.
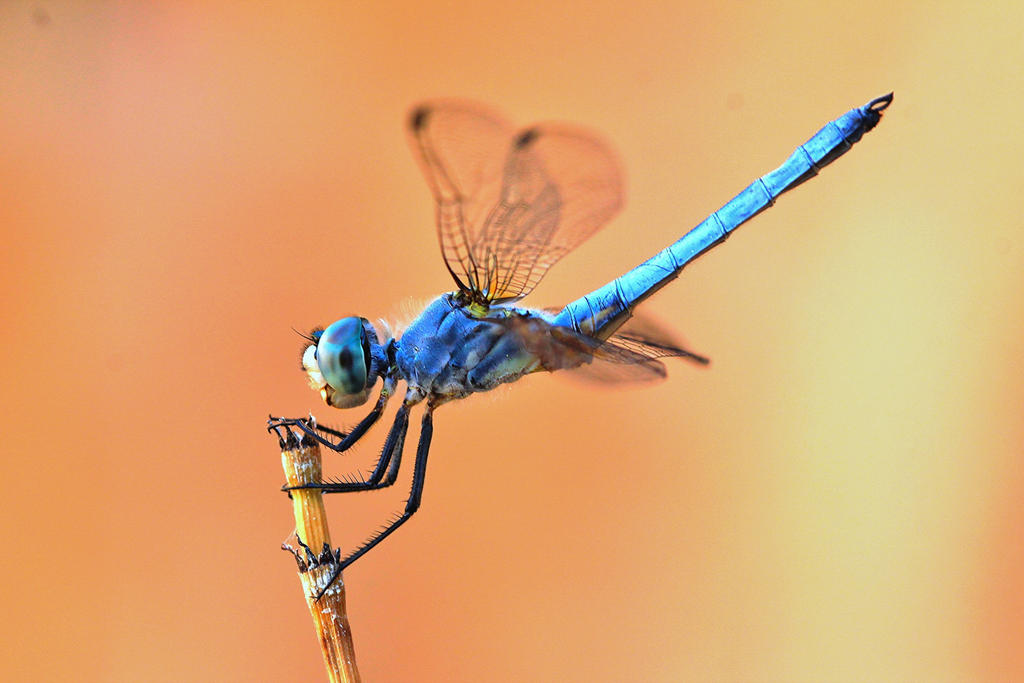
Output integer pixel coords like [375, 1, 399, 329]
[868, 92, 894, 112]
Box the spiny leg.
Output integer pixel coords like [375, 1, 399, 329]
[313, 404, 435, 601]
[342, 406, 434, 567]
[285, 402, 411, 494]
[268, 378, 395, 453]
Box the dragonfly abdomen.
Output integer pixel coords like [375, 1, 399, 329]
[553, 93, 893, 340]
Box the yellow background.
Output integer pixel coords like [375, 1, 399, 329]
[2, 2, 1022, 681]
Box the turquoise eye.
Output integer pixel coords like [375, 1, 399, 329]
[317, 318, 370, 394]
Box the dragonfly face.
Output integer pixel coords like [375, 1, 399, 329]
[302, 316, 387, 409]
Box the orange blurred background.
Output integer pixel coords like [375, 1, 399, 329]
[3, 2, 1022, 681]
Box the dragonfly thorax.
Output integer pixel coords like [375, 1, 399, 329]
[303, 317, 390, 409]
[393, 294, 564, 401]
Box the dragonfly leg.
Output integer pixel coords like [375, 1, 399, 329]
[267, 379, 395, 453]
[284, 402, 412, 494]
[312, 405, 435, 599]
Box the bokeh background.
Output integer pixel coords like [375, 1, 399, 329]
[3, 2, 1022, 681]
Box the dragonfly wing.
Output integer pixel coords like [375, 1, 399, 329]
[497, 310, 705, 386]
[477, 124, 624, 302]
[409, 101, 623, 303]
[603, 312, 710, 365]
[408, 100, 515, 296]
[529, 309, 708, 385]
[557, 354, 670, 385]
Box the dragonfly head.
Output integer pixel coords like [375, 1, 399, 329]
[301, 317, 387, 409]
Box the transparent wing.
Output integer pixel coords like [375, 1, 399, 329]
[408, 100, 514, 296]
[474, 124, 624, 302]
[604, 313, 710, 365]
[570, 313, 709, 385]
[502, 310, 708, 385]
[408, 101, 624, 303]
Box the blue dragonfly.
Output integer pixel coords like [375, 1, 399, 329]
[270, 93, 892, 598]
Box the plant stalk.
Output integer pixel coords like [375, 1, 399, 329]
[278, 425, 360, 683]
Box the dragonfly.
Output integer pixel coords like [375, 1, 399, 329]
[270, 92, 892, 599]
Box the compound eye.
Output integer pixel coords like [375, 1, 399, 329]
[316, 318, 369, 394]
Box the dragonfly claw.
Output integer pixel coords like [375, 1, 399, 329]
[281, 534, 337, 573]
[266, 415, 316, 449]
[281, 535, 344, 600]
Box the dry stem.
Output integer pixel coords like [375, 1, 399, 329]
[278, 425, 360, 683]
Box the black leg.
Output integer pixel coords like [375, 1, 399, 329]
[313, 405, 435, 601]
[306, 423, 348, 440]
[267, 380, 394, 453]
[284, 403, 411, 494]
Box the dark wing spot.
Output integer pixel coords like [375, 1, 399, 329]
[515, 128, 539, 149]
[410, 106, 430, 131]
